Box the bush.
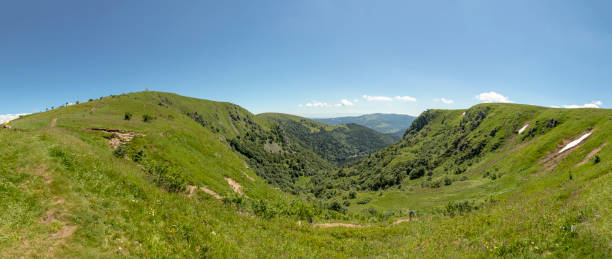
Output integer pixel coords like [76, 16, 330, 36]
[444, 200, 478, 217]
[592, 155, 600, 164]
[113, 144, 127, 158]
[444, 177, 453, 186]
[145, 161, 186, 193]
[348, 191, 357, 199]
[356, 197, 372, 205]
[431, 180, 441, 188]
[142, 114, 155, 122]
[124, 112, 133, 121]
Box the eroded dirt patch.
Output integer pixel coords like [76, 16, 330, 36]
[50, 118, 57, 128]
[313, 223, 363, 228]
[89, 128, 145, 148]
[242, 171, 255, 182]
[225, 177, 243, 194]
[575, 142, 607, 168]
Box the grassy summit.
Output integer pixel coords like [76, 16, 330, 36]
[0, 92, 610, 257]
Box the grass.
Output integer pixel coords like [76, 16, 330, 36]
[0, 92, 610, 257]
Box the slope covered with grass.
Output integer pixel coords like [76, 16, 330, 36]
[1, 93, 610, 258]
[314, 113, 415, 141]
[260, 113, 395, 163]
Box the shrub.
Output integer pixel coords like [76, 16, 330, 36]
[444, 177, 453, 186]
[348, 191, 357, 199]
[356, 197, 372, 205]
[142, 114, 155, 122]
[431, 180, 441, 188]
[113, 144, 127, 158]
[145, 162, 186, 193]
[592, 155, 600, 164]
[444, 200, 478, 217]
[124, 112, 133, 120]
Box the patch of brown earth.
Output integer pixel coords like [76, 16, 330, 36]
[34, 166, 52, 183]
[227, 116, 240, 135]
[89, 128, 145, 148]
[50, 118, 57, 128]
[242, 171, 255, 182]
[313, 223, 363, 228]
[575, 142, 607, 168]
[40, 210, 59, 224]
[225, 177, 243, 194]
[199, 187, 222, 200]
[392, 218, 417, 224]
[186, 185, 197, 197]
[52, 225, 77, 239]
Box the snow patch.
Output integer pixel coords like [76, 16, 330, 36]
[558, 132, 592, 154]
[518, 124, 529, 134]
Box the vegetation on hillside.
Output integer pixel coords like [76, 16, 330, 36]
[314, 113, 415, 141]
[1, 92, 610, 257]
[260, 113, 394, 164]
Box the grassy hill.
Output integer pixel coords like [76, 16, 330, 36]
[314, 113, 416, 141]
[1, 92, 610, 257]
[259, 113, 395, 163]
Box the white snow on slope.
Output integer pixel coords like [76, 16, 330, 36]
[558, 132, 592, 154]
[518, 124, 529, 134]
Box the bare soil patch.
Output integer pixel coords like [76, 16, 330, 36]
[50, 118, 57, 128]
[225, 177, 243, 194]
[199, 186, 222, 200]
[575, 142, 607, 168]
[313, 223, 363, 228]
[242, 171, 255, 182]
[89, 128, 145, 148]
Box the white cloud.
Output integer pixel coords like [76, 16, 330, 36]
[362, 95, 393, 101]
[394, 96, 417, 102]
[476, 91, 512, 103]
[0, 113, 29, 124]
[434, 97, 454, 104]
[561, 101, 602, 109]
[305, 101, 330, 108]
[302, 99, 355, 108]
[340, 99, 354, 106]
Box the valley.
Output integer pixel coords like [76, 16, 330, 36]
[0, 91, 610, 258]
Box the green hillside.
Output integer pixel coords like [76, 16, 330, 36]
[1, 92, 610, 258]
[314, 113, 416, 141]
[260, 113, 395, 163]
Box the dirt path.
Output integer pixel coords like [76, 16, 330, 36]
[50, 118, 57, 128]
[225, 177, 243, 194]
[242, 171, 255, 182]
[313, 223, 363, 228]
[392, 218, 417, 224]
[575, 142, 607, 168]
[199, 187, 222, 200]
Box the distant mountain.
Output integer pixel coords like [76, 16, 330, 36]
[313, 113, 415, 141]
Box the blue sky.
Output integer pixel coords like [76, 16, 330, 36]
[1, 0, 610, 120]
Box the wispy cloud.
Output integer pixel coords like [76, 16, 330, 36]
[560, 101, 602, 109]
[434, 97, 454, 104]
[476, 91, 512, 103]
[362, 95, 393, 101]
[0, 113, 29, 124]
[339, 99, 355, 106]
[301, 99, 355, 108]
[304, 101, 330, 108]
[394, 96, 417, 102]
